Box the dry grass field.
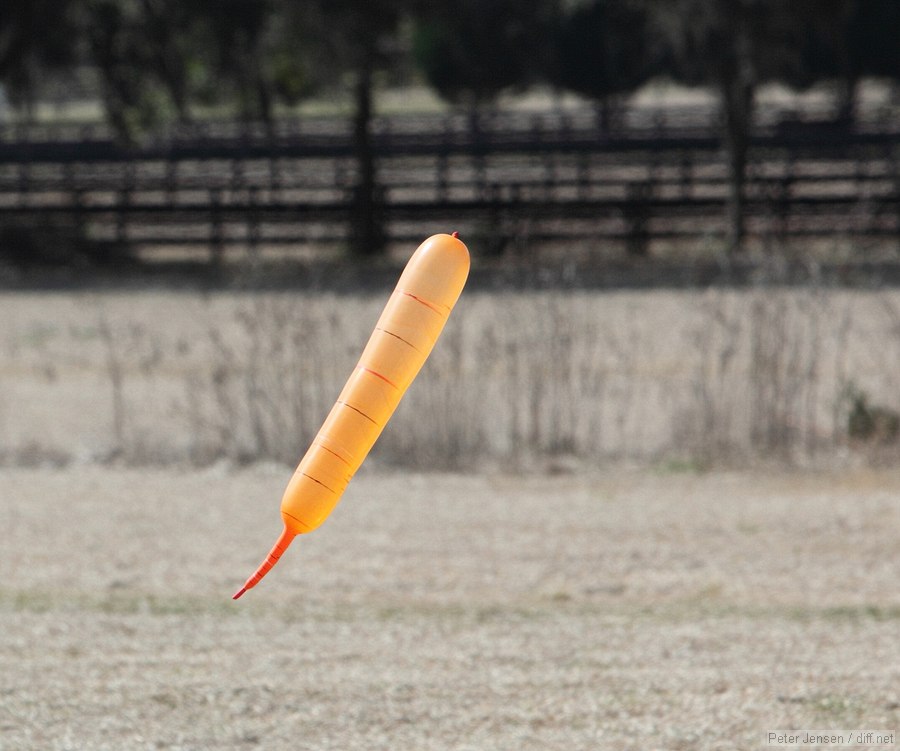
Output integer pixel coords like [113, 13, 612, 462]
[1, 284, 899, 749]
[1, 465, 899, 750]
[2, 286, 899, 469]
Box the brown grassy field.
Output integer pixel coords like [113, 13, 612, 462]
[2, 286, 899, 469]
[1, 284, 899, 749]
[1, 465, 898, 750]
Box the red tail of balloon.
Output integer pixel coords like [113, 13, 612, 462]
[232, 526, 296, 599]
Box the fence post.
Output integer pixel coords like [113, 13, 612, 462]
[578, 152, 590, 201]
[892, 143, 900, 251]
[625, 180, 651, 257]
[210, 188, 224, 266]
[165, 159, 178, 205]
[436, 150, 449, 203]
[17, 162, 28, 206]
[65, 161, 86, 238]
[776, 148, 794, 242]
[117, 162, 135, 246]
[247, 186, 260, 260]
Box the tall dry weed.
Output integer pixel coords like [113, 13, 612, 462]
[678, 286, 848, 464]
[182, 294, 364, 465]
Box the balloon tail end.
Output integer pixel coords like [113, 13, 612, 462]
[232, 526, 296, 600]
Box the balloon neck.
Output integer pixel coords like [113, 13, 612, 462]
[232, 526, 296, 599]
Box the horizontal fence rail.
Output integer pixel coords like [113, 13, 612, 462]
[0, 102, 898, 263]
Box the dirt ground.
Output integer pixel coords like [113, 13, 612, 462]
[1, 465, 898, 750]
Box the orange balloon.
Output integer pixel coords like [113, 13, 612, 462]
[233, 232, 470, 598]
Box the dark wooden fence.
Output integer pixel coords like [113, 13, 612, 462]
[1, 103, 898, 263]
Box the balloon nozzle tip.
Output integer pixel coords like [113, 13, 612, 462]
[451, 230, 460, 239]
[232, 525, 296, 601]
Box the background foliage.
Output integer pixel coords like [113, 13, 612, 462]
[2, 0, 899, 255]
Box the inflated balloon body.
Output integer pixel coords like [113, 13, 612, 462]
[233, 233, 470, 598]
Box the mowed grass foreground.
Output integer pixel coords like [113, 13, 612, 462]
[1, 467, 898, 750]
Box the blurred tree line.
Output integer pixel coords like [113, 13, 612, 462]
[1, 0, 898, 255]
